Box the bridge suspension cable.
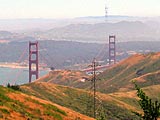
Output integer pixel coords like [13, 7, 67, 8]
[3, 44, 28, 86]
[38, 43, 59, 69]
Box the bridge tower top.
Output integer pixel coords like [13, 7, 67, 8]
[109, 35, 116, 65]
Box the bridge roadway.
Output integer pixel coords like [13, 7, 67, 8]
[82, 64, 110, 72]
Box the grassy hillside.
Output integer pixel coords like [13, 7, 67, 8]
[97, 52, 160, 93]
[36, 70, 90, 88]
[0, 85, 94, 120]
[36, 52, 160, 94]
[12, 52, 160, 119]
[109, 84, 160, 115]
[20, 82, 139, 120]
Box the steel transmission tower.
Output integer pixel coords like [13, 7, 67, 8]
[92, 58, 96, 118]
[29, 41, 39, 83]
[86, 58, 97, 118]
[86, 58, 107, 119]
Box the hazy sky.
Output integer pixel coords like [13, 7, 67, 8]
[0, 0, 159, 19]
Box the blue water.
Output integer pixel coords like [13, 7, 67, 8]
[0, 67, 48, 86]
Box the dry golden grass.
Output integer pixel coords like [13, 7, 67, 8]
[0, 85, 94, 120]
[36, 70, 89, 84]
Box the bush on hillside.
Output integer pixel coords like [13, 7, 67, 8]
[134, 83, 160, 120]
[7, 83, 20, 91]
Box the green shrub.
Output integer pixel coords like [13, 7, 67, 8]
[0, 108, 10, 114]
[43, 104, 67, 116]
[44, 110, 63, 120]
[7, 83, 21, 91]
[134, 83, 160, 120]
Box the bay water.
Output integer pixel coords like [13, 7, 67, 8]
[0, 67, 48, 86]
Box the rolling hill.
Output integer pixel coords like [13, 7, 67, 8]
[0, 85, 94, 120]
[97, 52, 160, 93]
[36, 70, 90, 88]
[35, 52, 160, 94]
[19, 82, 160, 119]
[108, 84, 160, 119]
[1, 52, 160, 119]
[20, 82, 139, 120]
[109, 84, 160, 105]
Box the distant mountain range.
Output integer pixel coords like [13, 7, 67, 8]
[0, 16, 160, 43]
[36, 21, 159, 43]
[0, 15, 159, 31]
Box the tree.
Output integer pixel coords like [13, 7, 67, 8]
[134, 83, 160, 120]
[7, 83, 10, 88]
[7, 83, 20, 91]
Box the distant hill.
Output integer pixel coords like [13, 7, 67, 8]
[0, 40, 160, 69]
[35, 21, 160, 43]
[0, 31, 13, 39]
[0, 41, 102, 68]
[75, 15, 143, 23]
[0, 85, 94, 120]
[0, 16, 151, 31]
[0, 31, 12, 36]
[1, 17, 160, 43]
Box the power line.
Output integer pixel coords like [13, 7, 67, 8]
[3, 45, 28, 86]
[85, 58, 97, 118]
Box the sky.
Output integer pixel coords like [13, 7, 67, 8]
[0, 0, 159, 19]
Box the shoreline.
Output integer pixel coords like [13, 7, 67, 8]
[0, 63, 28, 69]
[0, 63, 50, 70]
